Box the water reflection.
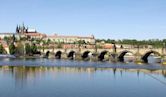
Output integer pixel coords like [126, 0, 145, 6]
[1, 66, 166, 87]
[1, 58, 166, 70]
[0, 65, 166, 97]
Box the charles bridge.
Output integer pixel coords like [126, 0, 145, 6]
[39, 47, 166, 63]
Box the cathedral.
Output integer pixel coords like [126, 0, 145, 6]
[16, 23, 37, 34]
[16, 23, 27, 34]
[15, 23, 45, 39]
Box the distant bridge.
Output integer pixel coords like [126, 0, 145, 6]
[38, 47, 166, 63]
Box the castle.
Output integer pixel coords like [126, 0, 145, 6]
[0, 23, 96, 44]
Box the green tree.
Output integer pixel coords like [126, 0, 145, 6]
[16, 42, 24, 55]
[31, 43, 37, 54]
[106, 39, 115, 43]
[9, 43, 16, 55]
[78, 40, 86, 44]
[35, 39, 41, 44]
[25, 43, 31, 55]
[4, 36, 10, 45]
[57, 43, 62, 48]
[20, 37, 27, 41]
[0, 44, 5, 54]
[47, 39, 51, 44]
[42, 40, 47, 52]
[95, 38, 166, 48]
[12, 35, 16, 42]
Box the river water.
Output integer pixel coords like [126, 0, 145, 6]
[0, 58, 166, 97]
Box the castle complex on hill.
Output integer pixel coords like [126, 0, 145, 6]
[0, 24, 96, 54]
[0, 23, 96, 44]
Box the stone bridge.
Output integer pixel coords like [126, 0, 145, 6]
[39, 48, 165, 63]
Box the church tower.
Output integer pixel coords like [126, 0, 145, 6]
[16, 23, 28, 34]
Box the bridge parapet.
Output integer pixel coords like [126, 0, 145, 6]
[80, 49, 96, 54]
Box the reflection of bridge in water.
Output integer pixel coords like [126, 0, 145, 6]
[40, 48, 165, 63]
[1, 66, 166, 81]
[1, 66, 166, 89]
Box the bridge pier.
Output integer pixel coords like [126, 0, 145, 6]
[75, 53, 82, 60]
[48, 52, 55, 58]
[61, 53, 68, 59]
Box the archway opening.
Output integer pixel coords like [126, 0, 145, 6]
[118, 51, 134, 62]
[55, 51, 62, 59]
[82, 51, 92, 60]
[45, 51, 50, 58]
[68, 51, 76, 60]
[98, 51, 110, 61]
[142, 51, 161, 63]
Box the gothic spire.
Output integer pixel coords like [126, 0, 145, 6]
[16, 25, 19, 33]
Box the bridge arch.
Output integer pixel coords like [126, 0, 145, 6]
[55, 51, 62, 59]
[45, 51, 50, 58]
[141, 50, 161, 63]
[82, 51, 93, 60]
[67, 51, 76, 60]
[98, 50, 110, 61]
[118, 50, 134, 62]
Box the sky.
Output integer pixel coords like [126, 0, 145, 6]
[0, 0, 166, 40]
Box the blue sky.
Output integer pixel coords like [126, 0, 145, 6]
[0, 0, 166, 40]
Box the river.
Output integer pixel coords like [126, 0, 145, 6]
[0, 58, 166, 97]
